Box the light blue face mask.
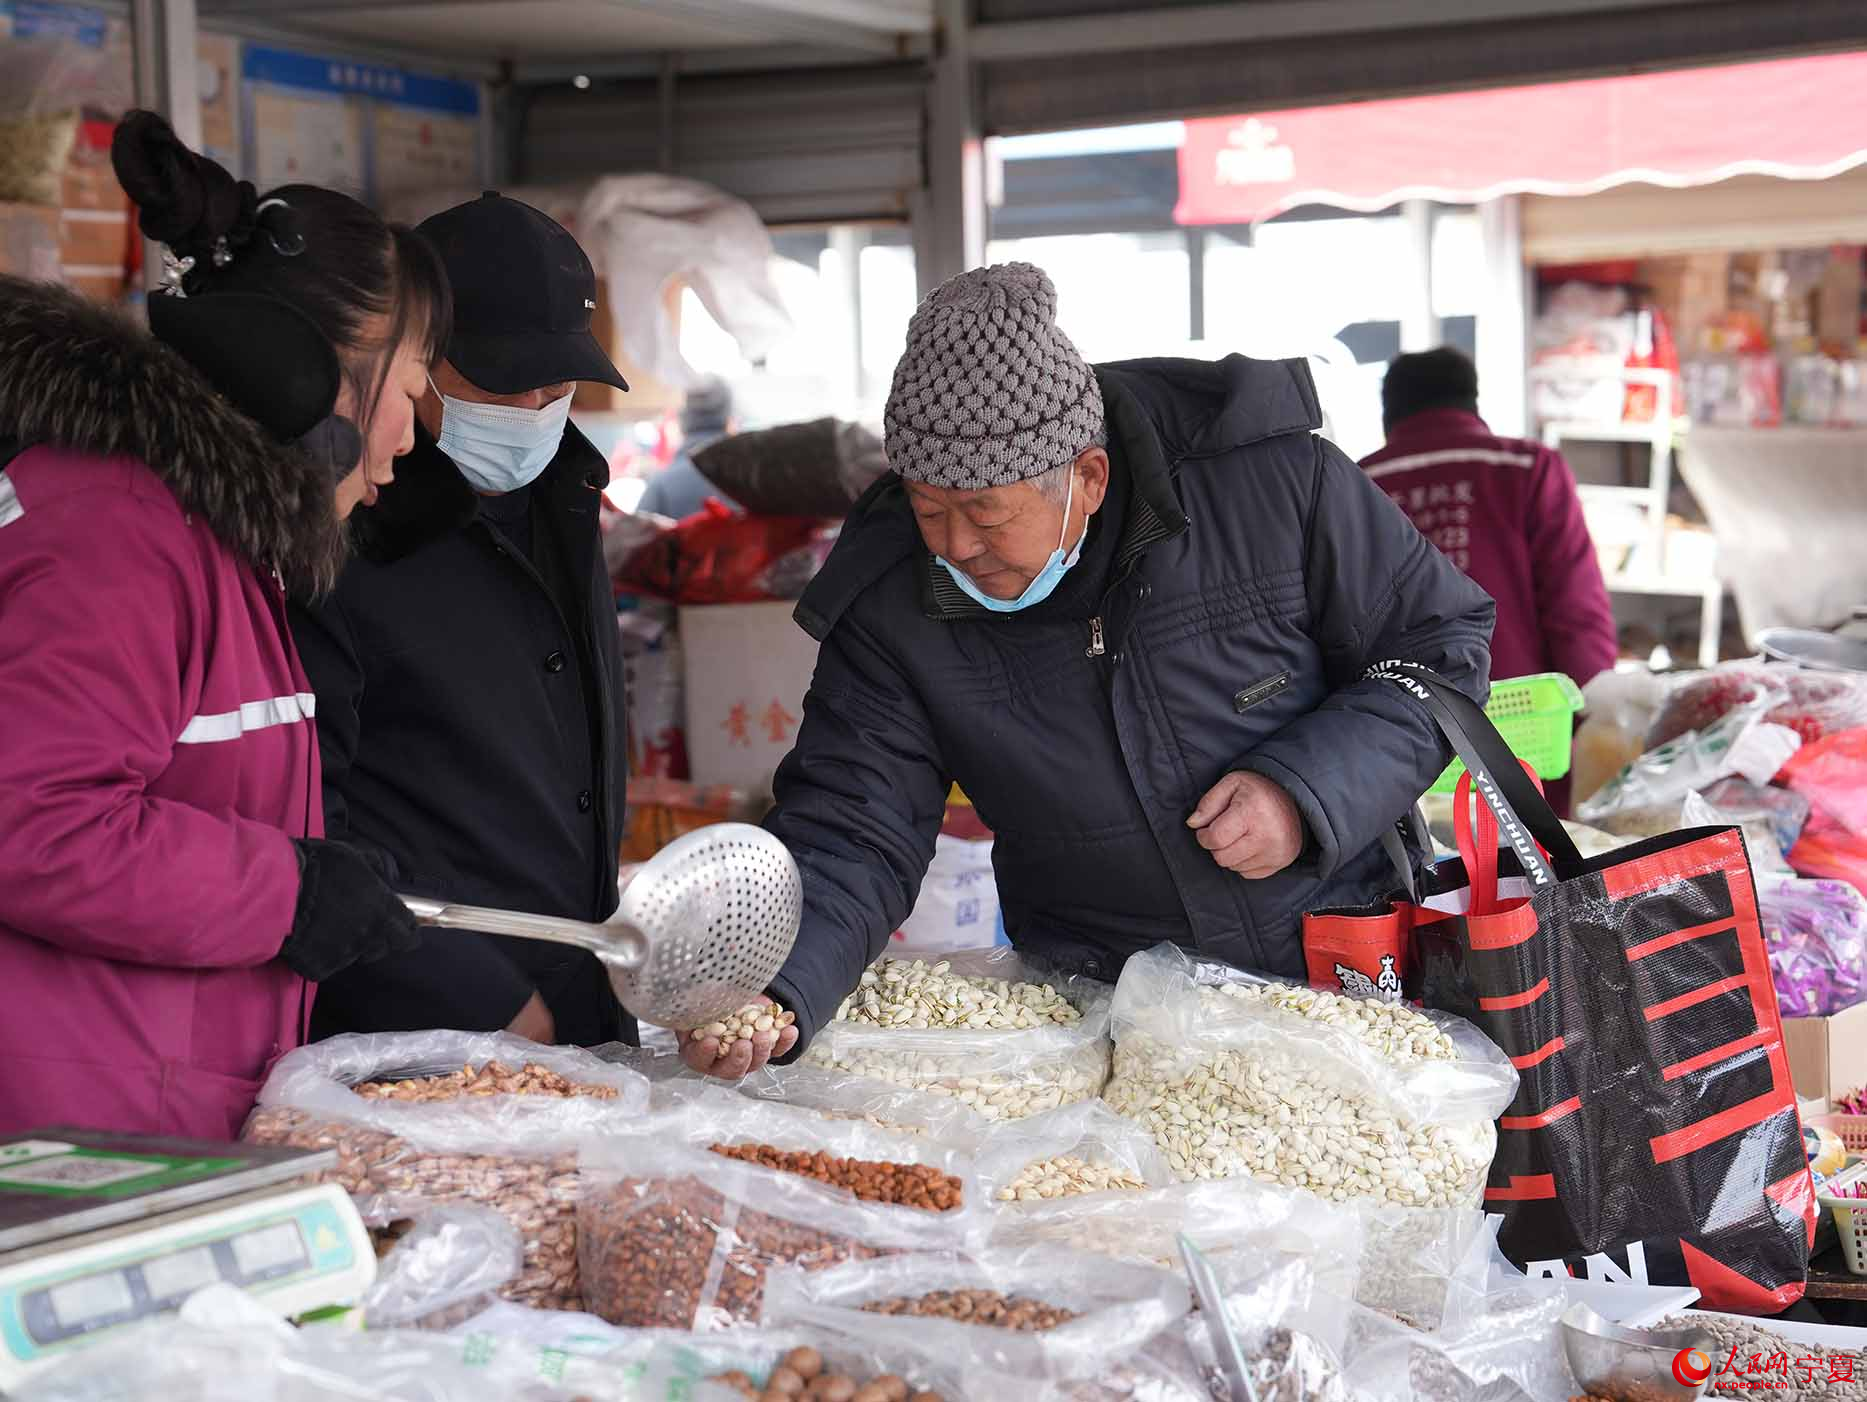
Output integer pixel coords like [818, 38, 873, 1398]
[433, 380, 573, 494]
[937, 469, 1083, 614]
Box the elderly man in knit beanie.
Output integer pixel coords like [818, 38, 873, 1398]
[681, 263, 1494, 1080]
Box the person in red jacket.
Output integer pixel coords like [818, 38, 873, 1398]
[0, 113, 440, 1139]
[1362, 347, 1617, 811]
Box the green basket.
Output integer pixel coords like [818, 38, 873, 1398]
[1427, 672, 1585, 795]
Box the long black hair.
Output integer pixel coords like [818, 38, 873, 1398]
[111, 110, 451, 439]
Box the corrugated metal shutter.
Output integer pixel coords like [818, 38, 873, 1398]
[973, 0, 1867, 136]
[520, 63, 925, 225]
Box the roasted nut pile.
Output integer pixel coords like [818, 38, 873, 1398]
[352, 1060, 622, 1102]
[859, 1288, 1079, 1332]
[1655, 1315, 1867, 1398]
[804, 963, 1107, 1121]
[709, 1347, 946, 1402]
[1217, 984, 1457, 1062]
[833, 960, 1083, 1031]
[578, 1176, 893, 1329]
[1102, 984, 1493, 1208]
[996, 1154, 1147, 1201]
[689, 1003, 799, 1058]
[245, 1106, 584, 1310]
[707, 1143, 964, 1211]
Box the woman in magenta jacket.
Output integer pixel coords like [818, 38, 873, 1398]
[0, 113, 445, 1139]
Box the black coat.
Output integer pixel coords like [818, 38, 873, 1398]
[765, 355, 1495, 1054]
[290, 422, 631, 1046]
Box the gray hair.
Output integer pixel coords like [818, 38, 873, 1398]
[1029, 460, 1075, 503]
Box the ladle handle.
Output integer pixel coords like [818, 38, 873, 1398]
[399, 895, 646, 969]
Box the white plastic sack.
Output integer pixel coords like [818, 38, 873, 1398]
[1103, 945, 1517, 1207]
[363, 1205, 523, 1331]
[761, 1246, 1191, 1393]
[802, 947, 1114, 1121]
[975, 1099, 1175, 1207]
[576, 1087, 987, 1331]
[893, 834, 1004, 958]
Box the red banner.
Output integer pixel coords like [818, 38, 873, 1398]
[1176, 52, 1867, 225]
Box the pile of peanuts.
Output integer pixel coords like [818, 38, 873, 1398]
[832, 960, 1084, 1032]
[689, 1002, 798, 1060]
[247, 1106, 585, 1309]
[804, 962, 1109, 1122]
[1102, 983, 1493, 1208]
[352, 1061, 621, 1101]
[706, 1143, 964, 1211]
[577, 1176, 893, 1328]
[709, 1347, 945, 1402]
[995, 1154, 1147, 1202]
[860, 1288, 1080, 1332]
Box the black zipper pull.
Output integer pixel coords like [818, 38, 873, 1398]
[1087, 617, 1105, 657]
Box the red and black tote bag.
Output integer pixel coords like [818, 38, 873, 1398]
[1304, 662, 1813, 1312]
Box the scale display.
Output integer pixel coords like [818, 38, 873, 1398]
[0, 1165, 374, 1387]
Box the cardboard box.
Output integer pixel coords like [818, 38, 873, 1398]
[679, 601, 820, 795]
[1782, 1000, 1867, 1105]
[59, 209, 131, 273]
[0, 203, 61, 281]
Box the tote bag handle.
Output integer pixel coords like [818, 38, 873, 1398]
[1367, 661, 1583, 888]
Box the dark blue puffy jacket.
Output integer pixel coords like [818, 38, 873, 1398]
[765, 354, 1495, 1054]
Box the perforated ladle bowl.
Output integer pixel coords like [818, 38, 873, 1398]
[400, 823, 802, 1030]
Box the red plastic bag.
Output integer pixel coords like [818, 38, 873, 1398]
[617, 501, 839, 606]
[1778, 728, 1867, 832]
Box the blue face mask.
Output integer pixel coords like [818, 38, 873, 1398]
[434, 381, 573, 494]
[937, 470, 1083, 614]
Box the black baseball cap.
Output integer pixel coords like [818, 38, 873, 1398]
[418, 192, 628, 396]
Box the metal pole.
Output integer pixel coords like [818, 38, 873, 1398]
[830, 225, 869, 412]
[1186, 226, 1207, 343]
[920, 0, 986, 295]
[1399, 197, 1440, 353]
[1476, 195, 1529, 437]
[130, 0, 201, 292]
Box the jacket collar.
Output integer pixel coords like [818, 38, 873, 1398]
[1382, 407, 1491, 449]
[0, 275, 346, 596]
[350, 418, 609, 564]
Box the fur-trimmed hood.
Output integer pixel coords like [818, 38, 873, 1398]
[0, 276, 345, 596]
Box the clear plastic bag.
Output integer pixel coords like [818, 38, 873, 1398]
[800, 948, 1115, 1121]
[576, 1087, 987, 1331]
[1578, 699, 1802, 829]
[1756, 869, 1867, 1017]
[362, 1205, 523, 1331]
[975, 1099, 1176, 1205]
[1649, 663, 1867, 749]
[1103, 945, 1516, 1207]
[1679, 790, 1793, 871]
[729, 1062, 991, 1146]
[13, 1286, 596, 1401]
[243, 1031, 651, 1311]
[760, 1246, 1191, 1394]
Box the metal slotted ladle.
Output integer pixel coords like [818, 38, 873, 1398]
[400, 823, 802, 1030]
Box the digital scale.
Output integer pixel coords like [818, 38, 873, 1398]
[0, 1127, 376, 1388]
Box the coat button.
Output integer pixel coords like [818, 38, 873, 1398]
[545, 650, 567, 673]
[577, 790, 593, 813]
[1136, 582, 1150, 601]
[1083, 960, 1104, 980]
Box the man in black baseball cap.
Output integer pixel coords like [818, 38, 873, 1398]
[290, 192, 635, 1049]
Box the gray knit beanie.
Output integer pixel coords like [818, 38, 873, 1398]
[884, 262, 1106, 490]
